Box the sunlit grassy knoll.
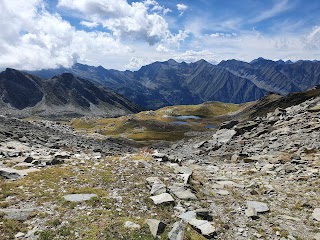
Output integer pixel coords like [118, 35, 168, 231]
[70, 101, 244, 141]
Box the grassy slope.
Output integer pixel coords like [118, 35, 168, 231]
[70, 101, 244, 142]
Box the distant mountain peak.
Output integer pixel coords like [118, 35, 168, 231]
[166, 59, 178, 65]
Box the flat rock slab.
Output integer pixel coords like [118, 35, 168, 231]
[247, 201, 269, 213]
[63, 194, 97, 202]
[169, 184, 197, 200]
[178, 211, 216, 237]
[188, 219, 216, 237]
[0, 208, 35, 221]
[179, 211, 196, 221]
[150, 193, 174, 204]
[312, 208, 320, 221]
[0, 167, 39, 180]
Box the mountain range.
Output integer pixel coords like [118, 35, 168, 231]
[29, 58, 320, 109]
[0, 68, 140, 118]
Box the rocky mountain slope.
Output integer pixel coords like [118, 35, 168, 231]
[30, 58, 320, 109]
[0, 69, 141, 118]
[0, 88, 319, 239]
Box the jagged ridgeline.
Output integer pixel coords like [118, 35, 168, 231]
[29, 58, 320, 109]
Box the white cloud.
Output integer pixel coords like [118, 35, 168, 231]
[125, 56, 155, 70]
[156, 44, 169, 52]
[302, 26, 320, 50]
[173, 50, 217, 63]
[251, 0, 291, 23]
[57, 0, 178, 45]
[0, 0, 132, 70]
[80, 21, 98, 28]
[176, 3, 188, 16]
[177, 3, 188, 12]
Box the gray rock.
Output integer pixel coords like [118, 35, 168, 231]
[314, 233, 320, 240]
[15, 232, 25, 238]
[216, 190, 230, 195]
[195, 209, 212, 220]
[24, 156, 34, 163]
[124, 221, 141, 229]
[169, 184, 197, 200]
[150, 193, 174, 205]
[312, 208, 320, 221]
[245, 207, 258, 219]
[168, 221, 186, 240]
[188, 218, 216, 237]
[0, 167, 23, 179]
[0, 208, 35, 221]
[145, 219, 166, 237]
[63, 194, 97, 202]
[179, 211, 196, 221]
[174, 166, 193, 184]
[146, 177, 166, 195]
[151, 152, 169, 162]
[211, 129, 236, 144]
[247, 201, 269, 213]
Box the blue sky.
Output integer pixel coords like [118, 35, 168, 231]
[0, 0, 320, 70]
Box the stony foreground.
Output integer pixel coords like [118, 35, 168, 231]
[0, 96, 320, 239]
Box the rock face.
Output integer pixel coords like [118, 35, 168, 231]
[0, 69, 141, 118]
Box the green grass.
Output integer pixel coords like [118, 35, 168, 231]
[70, 101, 243, 142]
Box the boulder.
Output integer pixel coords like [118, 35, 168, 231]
[145, 219, 166, 237]
[168, 221, 186, 240]
[188, 218, 216, 237]
[245, 207, 258, 219]
[150, 193, 174, 205]
[146, 177, 167, 195]
[247, 201, 269, 213]
[0, 208, 35, 221]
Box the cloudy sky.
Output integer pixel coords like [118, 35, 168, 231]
[1, 0, 320, 70]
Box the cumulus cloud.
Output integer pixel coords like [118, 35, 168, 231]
[125, 56, 155, 70]
[0, 0, 132, 70]
[173, 50, 217, 63]
[57, 0, 179, 45]
[156, 44, 169, 52]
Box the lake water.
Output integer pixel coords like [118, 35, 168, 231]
[173, 115, 202, 120]
[172, 121, 189, 125]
